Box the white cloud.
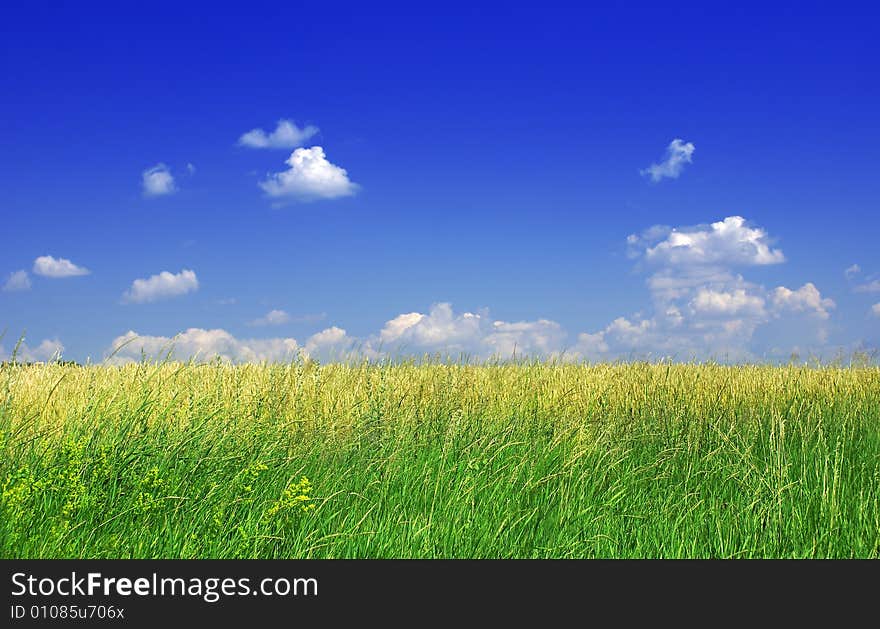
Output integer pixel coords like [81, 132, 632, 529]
[106, 327, 367, 364]
[376, 303, 486, 353]
[771, 283, 836, 319]
[573, 331, 609, 358]
[97, 215, 846, 364]
[374, 303, 567, 359]
[854, 279, 880, 293]
[485, 319, 567, 358]
[632, 216, 785, 268]
[844, 264, 861, 279]
[33, 255, 90, 278]
[640, 138, 695, 182]
[575, 216, 836, 361]
[259, 146, 359, 202]
[107, 329, 301, 364]
[238, 120, 319, 149]
[690, 288, 766, 317]
[304, 327, 364, 362]
[3, 270, 31, 291]
[872, 303, 880, 317]
[122, 269, 199, 304]
[379, 312, 425, 344]
[0, 338, 64, 362]
[142, 163, 176, 197]
[249, 309, 291, 326]
[104, 303, 572, 364]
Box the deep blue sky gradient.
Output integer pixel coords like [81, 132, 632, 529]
[1, 2, 878, 360]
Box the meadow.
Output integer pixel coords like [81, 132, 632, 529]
[1, 360, 878, 558]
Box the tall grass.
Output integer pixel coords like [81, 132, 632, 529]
[1, 360, 878, 558]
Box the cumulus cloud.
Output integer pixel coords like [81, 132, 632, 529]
[104, 303, 573, 364]
[303, 326, 364, 362]
[33, 255, 90, 278]
[249, 309, 291, 326]
[374, 303, 567, 359]
[259, 146, 359, 202]
[873, 303, 880, 317]
[770, 283, 836, 319]
[122, 269, 199, 304]
[631, 216, 785, 269]
[377, 303, 485, 352]
[3, 270, 31, 291]
[379, 312, 425, 344]
[97, 218, 843, 364]
[640, 138, 695, 182]
[0, 338, 64, 362]
[107, 329, 301, 364]
[238, 120, 319, 149]
[574, 216, 834, 361]
[485, 320, 567, 357]
[690, 288, 766, 317]
[142, 163, 176, 197]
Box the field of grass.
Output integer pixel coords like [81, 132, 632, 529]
[1, 360, 879, 558]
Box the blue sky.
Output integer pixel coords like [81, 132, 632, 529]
[2, 2, 878, 363]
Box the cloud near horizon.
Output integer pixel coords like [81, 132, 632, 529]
[102, 216, 849, 364]
[0, 338, 64, 362]
[122, 269, 199, 304]
[583, 216, 834, 361]
[104, 304, 570, 364]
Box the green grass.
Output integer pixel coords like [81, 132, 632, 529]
[1, 360, 879, 558]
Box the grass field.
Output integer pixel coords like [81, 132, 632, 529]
[1, 360, 878, 558]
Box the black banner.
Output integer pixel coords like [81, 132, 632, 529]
[2, 560, 875, 626]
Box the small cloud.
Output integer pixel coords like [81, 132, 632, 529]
[122, 269, 199, 304]
[770, 283, 836, 320]
[186, 163, 196, 174]
[304, 326, 358, 361]
[249, 309, 291, 327]
[854, 279, 880, 293]
[0, 338, 64, 362]
[259, 146, 359, 202]
[217, 297, 237, 305]
[142, 163, 176, 197]
[872, 303, 880, 317]
[633, 216, 785, 269]
[641, 138, 695, 182]
[844, 264, 861, 279]
[3, 270, 31, 292]
[238, 119, 319, 149]
[33, 255, 90, 278]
